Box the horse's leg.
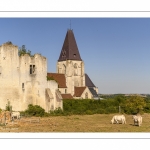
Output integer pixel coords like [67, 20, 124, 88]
[116, 119, 118, 124]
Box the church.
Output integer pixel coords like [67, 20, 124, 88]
[0, 29, 98, 112]
[48, 29, 98, 100]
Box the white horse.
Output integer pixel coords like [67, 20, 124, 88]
[111, 115, 126, 124]
[132, 115, 142, 126]
[11, 111, 20, 120]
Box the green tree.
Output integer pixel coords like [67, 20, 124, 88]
[5, 101, 12, 111]
[18, 45, 31, 56]
[123, 95, 146, 114]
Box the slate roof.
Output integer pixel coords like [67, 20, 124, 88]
[74, 87, 86, 97]
[88, 87, 98, 98]
[85, 73, 96, 87]
[47, 73, 67, 88]
[61, 94, 73, 99]
[58, 29, 82, 61]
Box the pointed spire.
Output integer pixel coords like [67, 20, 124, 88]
[58, 29, 82, 61]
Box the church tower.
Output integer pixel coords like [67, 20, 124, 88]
[57, 29, 85, 95]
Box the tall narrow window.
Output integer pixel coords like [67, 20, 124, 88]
[85, 92, 88, 99]
[30, 65, 36, 75]
[74, 63, 78, 76]
[33, 65, 35, 73]
[22, 83, 24, 90]
[30, 65, 32, 74]
[63, 64, 66, 74]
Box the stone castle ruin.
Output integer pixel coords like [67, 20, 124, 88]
[0, 29, 98, 112]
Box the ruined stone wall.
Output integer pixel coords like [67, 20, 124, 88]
[0, 42, 21, 110]
[19, 53, 48, 111]
[47, 80, 62, 111]
[0, 42, 49, 111]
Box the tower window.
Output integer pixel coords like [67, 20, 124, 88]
[73, 54, 76, 57]
[33, 65, 35, 73]
[30, 65, 36, 75]
[22, 83, 25, 91]
[30, 65, 32, 74]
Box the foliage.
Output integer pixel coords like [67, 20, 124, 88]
[49, 107, 64, 116]
[63, 99, 120, 115]
[5, 101, 12, 111]
[47, 76, 55, 81]
[19, 95, 150, 117]
[18, 45, 31, 56]
[25, 104, 45, 117]
[122, 95, 146, 114]
[0, 108, 2, 113]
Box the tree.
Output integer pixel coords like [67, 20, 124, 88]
[18, 45, 31, 56]
[5, 101, 12, 111]
[123, 95, 146, 114]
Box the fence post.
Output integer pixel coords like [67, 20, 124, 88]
[119, 106, 121, 113]
[4, 111, 6, 125]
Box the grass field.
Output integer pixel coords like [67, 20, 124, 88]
[1, 113, 150, 132]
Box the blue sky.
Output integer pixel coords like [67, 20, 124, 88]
[0, 18, 150, 94]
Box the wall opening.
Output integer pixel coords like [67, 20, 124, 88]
[22, 83, 25, 92]
[0, 66, 2, 75]
[85, 92, 88, 99]
[30, 65, 36, 75]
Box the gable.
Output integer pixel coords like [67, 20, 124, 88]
[47, 73, 67, 88]
[74, 87, 86, 97]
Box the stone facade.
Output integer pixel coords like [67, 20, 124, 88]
[57, 60, 85, 95]
[0, 42, 62, 112]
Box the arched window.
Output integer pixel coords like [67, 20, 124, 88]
[85, 92, 88, 99]
[63, 64, 66, 74]
[74, 63, 78, 76]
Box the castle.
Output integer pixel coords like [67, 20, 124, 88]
[0, 29, 98, 112]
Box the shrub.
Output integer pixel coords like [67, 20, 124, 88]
[49, 107, 64, 116]
[25, 104, 45, 117]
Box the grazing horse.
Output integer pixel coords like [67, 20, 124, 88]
[111, 115, 126, 124]
[132, 115, 142, 126]
[11, 111, 20, 120]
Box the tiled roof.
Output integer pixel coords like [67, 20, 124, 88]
[58, 29, 82, 61]
[74, 87, 86, 97]
[61, 94, 73, 99]
[47, 73, 67, 88]
[85, 73, 96, 87]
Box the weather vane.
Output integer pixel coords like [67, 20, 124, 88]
[70, 20, 71, 29]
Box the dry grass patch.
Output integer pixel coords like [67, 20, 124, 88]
[1, 113, 150, 132]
